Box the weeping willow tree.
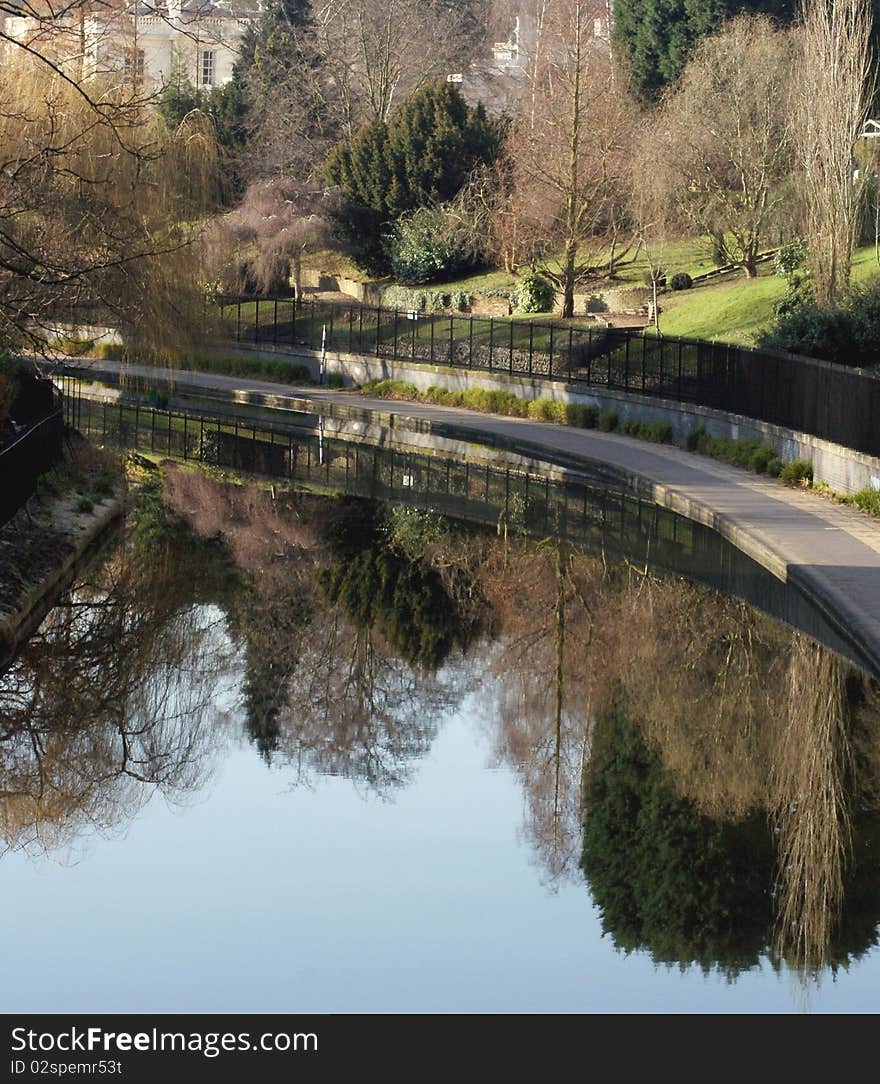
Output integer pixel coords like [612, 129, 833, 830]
[0, 50, 222, 355]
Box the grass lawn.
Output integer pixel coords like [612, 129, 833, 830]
[655, 267, 784, 344]
[656, 244, 880, 345]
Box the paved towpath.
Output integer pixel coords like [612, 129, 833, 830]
[66, 360, 880, 676]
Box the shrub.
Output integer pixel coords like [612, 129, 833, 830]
[846, 487, 880, 514]
[669, 272, 693, 291]
[386, 205, 474, 285]
[779, 458, 813, 486]
[686, 423, 707, 452]
[757, 279, 880, 368]
[767, 457, 784, 478]
[565, 403, 598, 428]
[773, 237, 808, 277]
[325, 371, 346, 388]
[646, 421, 673, 443]
[515, 271, 555, 314]
[462, 387, 492, 411]
[598, 408, 619, 432]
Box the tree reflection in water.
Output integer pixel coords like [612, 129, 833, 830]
[162, 478, 471, 795]
[0, 498, 239, 855]
[3, 465, 880, 982]
[469, 535, 880, 978]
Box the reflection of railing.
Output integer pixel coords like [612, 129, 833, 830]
[70, 391, 873, 675]
[217, 294, 880, 459]
[0, 388, 64, 527]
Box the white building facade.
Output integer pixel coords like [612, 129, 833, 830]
[1, 1, 259, 92]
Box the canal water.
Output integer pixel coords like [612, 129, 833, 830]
[1, 462, 879, 1013]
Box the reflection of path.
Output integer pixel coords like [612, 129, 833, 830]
[68, 359, 880, 677]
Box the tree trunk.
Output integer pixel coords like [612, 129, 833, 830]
[561, 4, 582, 323]
[742, 257, 758, 278]
[562, 262, 575, 319]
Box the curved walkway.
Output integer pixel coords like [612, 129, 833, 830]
[70, 360, 880, 676]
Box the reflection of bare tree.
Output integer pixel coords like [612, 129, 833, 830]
[473, 533, 880, 974]
[162, 472, 462, 794]
[275, 608, 460, 795]
[770, 638, 880, 975]
[0, 545, 236, 855]
[480, 541, 593, 884]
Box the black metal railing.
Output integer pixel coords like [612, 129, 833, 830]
[0, 388, 64, 527]
[217, 294, 880, 459]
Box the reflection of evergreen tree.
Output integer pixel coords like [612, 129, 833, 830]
[235, 583, 314, 762]
[581, 708, 880, 976]
[316, 502, 479, 670]
[582, 709, 775, 973]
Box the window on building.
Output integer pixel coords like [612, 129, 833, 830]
[123, 48, 145, 85]
[200, 50, 215, 86]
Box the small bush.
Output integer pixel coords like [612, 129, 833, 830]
[462, 387, 492, 411]
[746, 444, 773, 474]
[515, 271, 555, 314]
[598, 408, 619, 432]
[75, 497, 94, 514]
[646, 421, 673, 443]
[669, 272, 693, 292]
[688, 423, 784, 475]
[686, 423, 707, 452]
[846, 487, 880, 514]
[565, 403, 598, 428]
[387, 206, 475, 284]
[779, 458, 813, 486]
[527, 398, 567, 423]
[325, 371, 346, 388]
[773, 237, 808, 277]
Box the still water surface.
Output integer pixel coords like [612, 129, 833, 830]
[2, 468, 879, 1013]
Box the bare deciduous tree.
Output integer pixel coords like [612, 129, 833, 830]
[504, 1, 636, 316]
[205, 177, 332, 297]
[796, 0, 875, 305]
[639, 15, 796, 280]
[312, 0, 481, 140]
